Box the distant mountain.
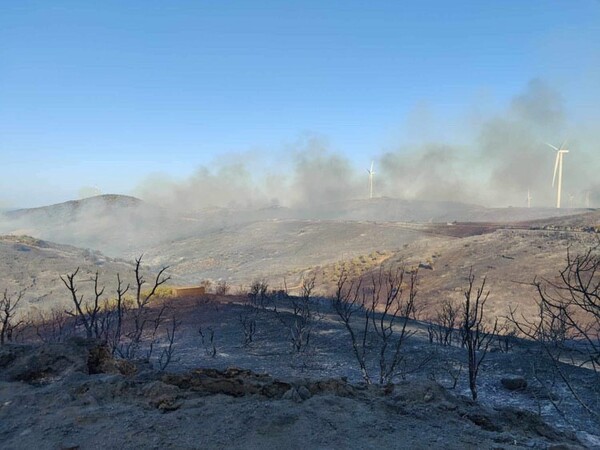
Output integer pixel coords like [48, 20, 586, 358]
[4, 194, 144, 221]
[0, 195, 173, 256]
[0, 194, 593, 260]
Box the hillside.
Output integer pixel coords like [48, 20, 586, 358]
[4, 194, 143, 221]
[1, 195, 592, 259]
[0, 235, 158, 314]
[1, 297, 598, 449]
[142, 220, 430, 288]
[294, 197, 589, 223]
[2, 195, 598, 323]
[0, 195, 176, 256]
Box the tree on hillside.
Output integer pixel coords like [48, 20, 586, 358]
[0, 289, 25, 345]
[460, 269, 497, 401]
[333, 266, 419, 385]
[61, 256, 172, 362]
[509, 243, 600, 422]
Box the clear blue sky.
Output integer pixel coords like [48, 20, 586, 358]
[1, 0, 599, 207]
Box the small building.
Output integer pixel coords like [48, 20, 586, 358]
[172, 286, 206, 298]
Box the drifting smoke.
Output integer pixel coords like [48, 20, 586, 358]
[133, 79, 599, 211]
[478, 79, 568, 206]
[379, 79, 598, 208]
[379, 144, 476, 204]
[288, 135, 362, 208]
[1, 79, 598, 259]
[135, 134, 363, 213]
[135, 163, 271, 212]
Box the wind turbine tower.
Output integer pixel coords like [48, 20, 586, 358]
[527, 188, 532, 208]
[367, 161, 375, 199]
[585, 191, 591, 208]
[547, 142, 569, 208]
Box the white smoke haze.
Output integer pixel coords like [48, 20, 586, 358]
[288, 136, 363, 209]
[135, 163, 272, 212]
[0, 79, 597, 261]
[132, 79, 599, 211]
[379, 144, 477, 204]
[134, 135, 364, 213]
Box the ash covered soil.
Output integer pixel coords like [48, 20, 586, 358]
[1, 198, 600, 448]
[1, 296, 599, 449]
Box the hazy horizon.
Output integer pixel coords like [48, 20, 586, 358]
[2, 1, 599, 209]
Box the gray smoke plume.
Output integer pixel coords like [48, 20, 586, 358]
[378, 144, 477, 203]
[131, 79, 598, 211]
[288, 135, 362, 208]
[378, 79, 599, 208]
[134, 135, 364, 213]
[3, 78, 595, 222]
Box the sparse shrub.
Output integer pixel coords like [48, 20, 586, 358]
[249, 279, 269, 309]
[427, 348, 463, 390]
[61, 269, 106, 340]
[0, 289, 25, 345]
[288, 275, 319, 353]
[496, 321, 518, 353]
[427, 299, 459, 346]
[34, 308, 74, 343]
[215, 280, 230, 296]
[122, 256, 171, 360]
[332, 266, 420, 385]
[158, 316, 180, 371]
[200, 279, 213, 293]
[199, 326, 217, 357]
[60, 256, 173, 363]
[238, 309, 257, 347]
[509, 244, 600, 422]
[460, 269, 497, 401]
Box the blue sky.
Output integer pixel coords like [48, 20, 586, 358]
[1, 1, 599, 207]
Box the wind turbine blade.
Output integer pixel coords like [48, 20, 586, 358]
[560, 140, 567, 150]
[370, 161, 374, 172]
[546, 143, 559, 151]
[552, 152, 560, 187]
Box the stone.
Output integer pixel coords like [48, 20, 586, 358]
[500, 376, 527, 391]
[297, 385, 311, 400]
[282, 388, 302, 403]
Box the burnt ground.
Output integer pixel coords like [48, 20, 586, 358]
[2, 294, 599, 449]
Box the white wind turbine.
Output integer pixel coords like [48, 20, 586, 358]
[367, 161, 375, 199]
[547, 141, 569, 208]
[527, 188, 532, 208]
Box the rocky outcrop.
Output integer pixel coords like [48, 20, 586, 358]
[161, 368, 355, 401]
[0, 338, 135, 384]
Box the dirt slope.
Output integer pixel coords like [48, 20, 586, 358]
[142, 220, 429, 288]
[309, 227, 600, 320]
